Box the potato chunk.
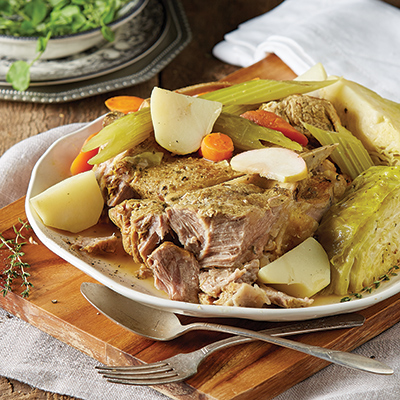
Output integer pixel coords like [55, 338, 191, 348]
[258, 237, 330, 298]
[150, 87, 222, 155]
[30, 170, 104, 233]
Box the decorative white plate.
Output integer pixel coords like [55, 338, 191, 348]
[0, 0, 191, 103]
[25, 120, 400, 321]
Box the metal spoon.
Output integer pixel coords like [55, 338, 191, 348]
[81, 282, 393, 375]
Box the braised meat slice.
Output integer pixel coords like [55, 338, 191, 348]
[109, 199, 169, 263]
[166, 183, 288, 268]
[70, 234, 119, 255]
[259, 283, 314, 308]
[147, 242, 200, 303]
[266, 160, 348, 259]
[94, 138, 242, 207]
[199, 260, 259, 298]
[94, 137, 166, 207]
[131, 157, 242, 202]
[261, 94, 342, 140]
[213, 282, 271, 308]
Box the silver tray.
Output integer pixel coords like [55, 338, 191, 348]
[0, 0, 191, 103]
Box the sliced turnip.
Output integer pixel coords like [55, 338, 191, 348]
[230, 147, 308, 182]
[258, 237, 331, 298]
[30, 170, 104, 233]
[150, 87, 222, 155]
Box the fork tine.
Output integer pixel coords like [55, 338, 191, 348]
[101, 365, 174, 378]
[95, 361, 168, 373]
[105, 375, 182, 386]
[99, 367, 181, 386]
[103, 369, 176, 378]
[96, 360, 183, 385]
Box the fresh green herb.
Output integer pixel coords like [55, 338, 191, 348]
[1, 0, 131, 91]
[340, 265, 399, 302]
[0, 219, 33, 298]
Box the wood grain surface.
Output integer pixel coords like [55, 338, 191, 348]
[1, 0, 400, 399]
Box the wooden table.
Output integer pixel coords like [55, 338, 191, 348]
[1, 0, 400, 398]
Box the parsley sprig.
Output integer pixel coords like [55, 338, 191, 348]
[0, 219, 33, 298]
[1, 0, 131, 91]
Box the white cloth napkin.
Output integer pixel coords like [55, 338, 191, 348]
[1, 125, 400, 399]
[213, 0, 400, 102]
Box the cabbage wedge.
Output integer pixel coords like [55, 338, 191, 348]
[316, 166, 400, 296]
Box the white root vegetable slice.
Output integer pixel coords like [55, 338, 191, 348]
[230, 147, 308, 182]
[30, 170, 104, 233]
[258, 237, 331, 298]
[150, 87, 222, 155]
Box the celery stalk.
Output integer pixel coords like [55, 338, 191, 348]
[215, 112, 303, 151]
[200, 78, 338, 106]
[304, 123, 374, 179]
[223, 103, 260, 115]
[85, 78, 335, 164]
[83, 108, 153, 164]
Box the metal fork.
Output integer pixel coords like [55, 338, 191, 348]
[96, 314, 366, 385]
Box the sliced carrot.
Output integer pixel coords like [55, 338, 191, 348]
[70, 132, 99, 175]
[240, 109, 308, 147]
[195, 91, 211, 97]
[200, 132, 234, 162]
[105, 95, 144, 114]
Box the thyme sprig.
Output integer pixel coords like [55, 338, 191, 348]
[0, 219, 33, 298]
[340, 265, 400, 302]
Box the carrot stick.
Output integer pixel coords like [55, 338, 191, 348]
[241, 109, 308, 146]
[200, 132, 234, 162]
[105, 96, 144, 114]
[70, 132, 99, 175]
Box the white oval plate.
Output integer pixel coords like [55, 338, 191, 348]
[25, 120, 400, 321]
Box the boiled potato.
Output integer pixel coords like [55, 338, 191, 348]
[30, 170, 104, 233]
[150, 87, 222, 154]
[320, 77, 400, 166]
[258, 237, 330, 298]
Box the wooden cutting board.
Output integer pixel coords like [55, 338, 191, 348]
[2, 56, 400, 400]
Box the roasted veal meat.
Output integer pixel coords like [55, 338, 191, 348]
[109, 199, 169, 263]
[71, 234, 120, 255]
[167, 182, 284, 268]
[147, 241, 200, 303]
[261, 94, 342, 144]
[109, 162, 347, 305]
[94, 136, 242, 207]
